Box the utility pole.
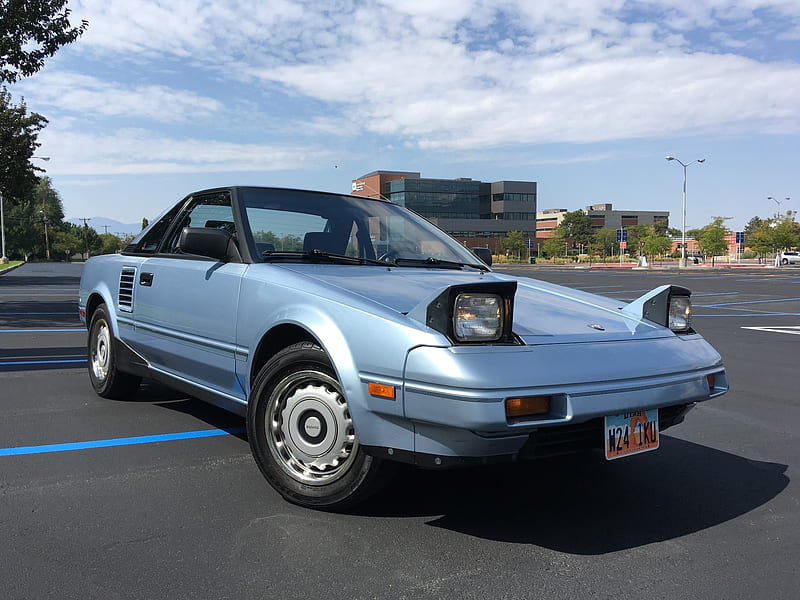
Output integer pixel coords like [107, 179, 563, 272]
[79, 217, 91, 259]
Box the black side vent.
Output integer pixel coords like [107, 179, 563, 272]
[118, 267, 137, 312]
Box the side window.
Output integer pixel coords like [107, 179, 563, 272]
[246, 207, 327, 255]
[160, 192, 234, 255]
[124, 203, 184, 254]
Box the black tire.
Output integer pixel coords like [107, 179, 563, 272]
[247, 342, 393, 510]
[87, 304, 141, 399]
[781, 258, 789, 265]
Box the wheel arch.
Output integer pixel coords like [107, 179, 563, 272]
[86, 292, 111, 329]
[249, 323, 320, 388]
[247, 316, 364, 419]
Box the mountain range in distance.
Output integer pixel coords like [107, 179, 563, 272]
[66, 217, 144, 237]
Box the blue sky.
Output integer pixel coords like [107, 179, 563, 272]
[11, 0, 800, 233]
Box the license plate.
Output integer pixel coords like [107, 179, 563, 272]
[604, 409, 659, 460]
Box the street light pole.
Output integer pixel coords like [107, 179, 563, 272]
[33, 156, 52, 260]
[1, 190, 7, 263]
[665, 156, 705, 268]
[768, 196, 790, 214]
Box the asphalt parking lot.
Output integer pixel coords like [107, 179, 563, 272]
[2, 262, 798, 599]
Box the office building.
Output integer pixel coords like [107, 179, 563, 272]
[536, 204, 670, 238]
[351, 171, 537, 251]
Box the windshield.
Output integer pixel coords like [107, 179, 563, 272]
[239, 188, 487, 268]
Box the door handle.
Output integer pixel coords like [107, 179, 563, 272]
[139, 272, 154, 286]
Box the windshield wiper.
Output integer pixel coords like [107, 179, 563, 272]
[262, 250, 391, 266]
[392, 257, 487, 270]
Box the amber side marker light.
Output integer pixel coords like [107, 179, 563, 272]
[706, 374, 716, 391]
[368, 382, 396, 399]
[506, 396, 550, 419]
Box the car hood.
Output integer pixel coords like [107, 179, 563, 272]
[278, 264, 671, 343]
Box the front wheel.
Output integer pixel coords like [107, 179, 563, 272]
[87, 303, 141, 399]
[781, 258, 789, 265]
[247, 342, 393, 510]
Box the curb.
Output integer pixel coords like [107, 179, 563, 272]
[0, 262, 25, 276]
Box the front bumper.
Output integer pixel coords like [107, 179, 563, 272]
[362, 334, 727, 463]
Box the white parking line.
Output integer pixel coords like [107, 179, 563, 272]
[741, 326, 800, 335]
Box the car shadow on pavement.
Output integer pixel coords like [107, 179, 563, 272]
[359, 437, 789, 554]
[144, 383, 248, 442]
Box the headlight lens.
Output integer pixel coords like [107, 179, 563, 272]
[668, 295, 692, 331]
[453, 293, 503, 341]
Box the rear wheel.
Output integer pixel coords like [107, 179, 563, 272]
[781, 258, 789, 265]
[88, 304, 141, 399]
[247, 342, 392, 510]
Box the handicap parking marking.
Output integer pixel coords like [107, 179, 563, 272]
[0, 328, 84, 333]
[0, 427, 247, 457]
[741, 326, 800, 336]
[0, 312, 77, 315]
[0, 293, 78, 297]
[0, 358, 86, 367]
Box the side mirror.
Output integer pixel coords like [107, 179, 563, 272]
[471, 247, 492, 267]
[179, 227, 237, 261]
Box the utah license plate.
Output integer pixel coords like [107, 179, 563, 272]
[604, 409, 659, 460]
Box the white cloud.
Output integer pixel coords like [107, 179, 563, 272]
[36, 126, 336, 175]
[25, 0, 800, 175]
[17, 71, 222, 122]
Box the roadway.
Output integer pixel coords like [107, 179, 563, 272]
[1, 262, 798, 599]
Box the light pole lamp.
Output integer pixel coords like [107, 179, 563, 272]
[665, 156, 705, 268]
[768, 196, 790, 213]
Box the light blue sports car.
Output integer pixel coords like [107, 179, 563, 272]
[79, 187, 728, 509]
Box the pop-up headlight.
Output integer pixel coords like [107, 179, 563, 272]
[668, 294, 692, 332]
[638, 285, 693, 334]
[425, 281, 517, 345]
[453, 293, 503, 341]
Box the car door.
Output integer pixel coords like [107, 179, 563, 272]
[131, 191, 247, 400]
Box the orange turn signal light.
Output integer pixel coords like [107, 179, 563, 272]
[505, 395, 550, 419]
[706, 374, 716, 391]
[368, 382, 396, 399]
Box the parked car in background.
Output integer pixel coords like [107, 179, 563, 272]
[79, 186, 728, 510]
[779, 251, 800, 265]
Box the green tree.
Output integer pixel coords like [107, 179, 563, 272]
[141, 217, 149, 230]
[697, 217, 730, 266]
[640, 229, 672, 261]
[0, 88, 47, 201]
[4, 196, 39, 259]
[81, 223, 101, 258]
[555, 210, 593, 250]
[743, 216, 765, 240]
[1, 0, 88, 84]
[667, 226, 682, 238]
[541, 234, 567, 259]
[770, 212, 800, 252]
[624, 224, 651, 258]
[591, 227, 617, 262]
[747, 220, 775, 262]
[98, 233, 123, 255]
[501, 230, 526, 260]
[34, 177, 65, 259]
[50, 229, 82, 262]
[652, 219, 669, 236]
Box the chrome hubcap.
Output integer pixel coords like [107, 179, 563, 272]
[91, 321, 111, 383]
[266, 370, 357, 485]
